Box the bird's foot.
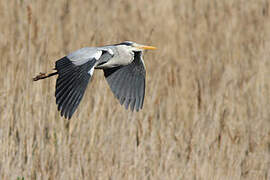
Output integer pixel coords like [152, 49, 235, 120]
[33, 72, 47, 81]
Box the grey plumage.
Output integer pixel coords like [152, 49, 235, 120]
[55, 57, 96, 119]
[103, 51, 145, 111]
[33, 41, 156, 119]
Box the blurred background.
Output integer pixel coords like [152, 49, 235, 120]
[0, 0, 269, 179]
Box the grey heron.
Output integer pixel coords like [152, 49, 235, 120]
[33, 41, 156, 119]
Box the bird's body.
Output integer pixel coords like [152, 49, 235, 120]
[33, 41, 156, 119]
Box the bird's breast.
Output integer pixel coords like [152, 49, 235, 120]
[97, 54, 133, 68]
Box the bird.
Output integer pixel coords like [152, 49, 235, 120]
[33, 41, 156, 119]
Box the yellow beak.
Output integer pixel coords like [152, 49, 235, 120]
[137, 45, 157, 50]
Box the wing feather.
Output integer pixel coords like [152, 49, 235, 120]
[55, 57, 96, 119]
[103, 51, 146, 111]
[54, 49, 114, 119]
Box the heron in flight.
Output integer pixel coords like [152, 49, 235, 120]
[33, 41, 156, 119]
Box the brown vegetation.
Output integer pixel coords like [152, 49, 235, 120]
[0, 0, 269, 179]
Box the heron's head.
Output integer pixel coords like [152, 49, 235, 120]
[117, 41, 156, 52]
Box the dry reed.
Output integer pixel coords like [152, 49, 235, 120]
[0, 0, 269, 179]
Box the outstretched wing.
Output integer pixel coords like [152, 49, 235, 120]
[55, 48, 113, 119]
[55, 56, 96, 119]
[103, 51, 146, 111]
